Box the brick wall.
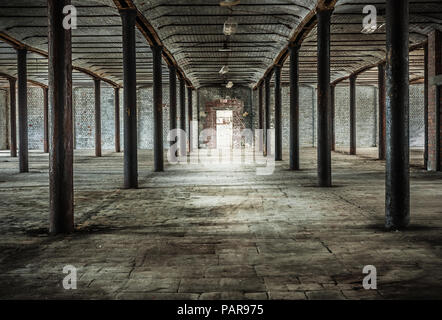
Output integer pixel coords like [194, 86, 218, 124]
[410, 84, 425, 148]
[0, 82, 426, 153]
[137, 85, 170, 150]
[71, 84, 200, 151]
[198, 86, 253, 148]
[27, 87, 44, 150]
[335, 85, 378, 148]
[252, 85, 317, 147]
[73, 87, 120, 151]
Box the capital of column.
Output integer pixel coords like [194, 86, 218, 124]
[274, 65, 282, 79]
[316, 0, 336, 12]
[119, 7, 137, 17]
[16, 47, 27, 54]
[288, 42, 301, 51]
[265, 72, 272, 83]
[151, 44, 163, 54]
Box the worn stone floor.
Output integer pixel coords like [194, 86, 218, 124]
[0, 147, 441, 300]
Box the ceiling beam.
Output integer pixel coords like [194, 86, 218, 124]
[254, 0, 337, 89]
[114, 0, 195, 89]
[0, 70, 47, 88]
[331, 40, 428, 86]
[0, 31, 121, 88]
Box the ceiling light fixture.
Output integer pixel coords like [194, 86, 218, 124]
[219, 66, 229, 75]
[220, 0, 240, 7]
[223, 17, 238, 36]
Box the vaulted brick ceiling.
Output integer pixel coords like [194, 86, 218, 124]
[0, 0, 441, 89]
[132, 0, 317, 87]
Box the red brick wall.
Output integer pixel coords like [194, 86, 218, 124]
[202, 99, 245, 149]
[427, 30, 442, 171]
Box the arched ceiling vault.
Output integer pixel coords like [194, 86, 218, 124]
[0, 0, 441, 89]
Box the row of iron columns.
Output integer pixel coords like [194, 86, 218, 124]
[256, 1, 410, 229]
[4, 1, 195, 234]
[7, 0, 413, 232]
[7, 39, 192, 171]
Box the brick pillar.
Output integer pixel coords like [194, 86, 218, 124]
[427, 30, 442, 171]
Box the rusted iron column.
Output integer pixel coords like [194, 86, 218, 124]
[152, 45, 164, 172]
[179, 76, 186, 156]
[48, 0, 74, 234]
[114, 87, 120, 153]
[423, 43, 428, 169]
[385, 0, 410, 229]
[378, 63, 386, 160]
[330, 84, 336, 152]
[197, 89, 200, 149]
[427, 30, 442, 171]
[43, 87, 49, 153]
[9, 78, 17, 158]
[169, 66, 177, 147]
[349, 75, 357, 155]
[120, 8, 138, 188]
[289, 44, 300, 169]
[274, 65, 282, 161]
[316, 7, 333, 187]
[17, 48, 28, 173]
[94, 78, 101, 157]
[188, 87, 193, 153]
[258, 83, 264, 152]
[264, 74, 271, 156]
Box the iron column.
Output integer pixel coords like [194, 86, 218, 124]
[9, 78, 17, 158]
[423, 43, 428, 169]
[179, 77, 186, 156]
[385, 0, 410, 229]
[169, 66, 177, 148]
[196, 89, 200, 149]
[120, 8, 138, 188]
[349, 75, 357, 155]
[274, 65, 282, 161]
[43, 87, 49, 153]
[48, 0, 74, 234]
[114, 87, 120, 153]
[258, 84, 264, 152]
[188, 87, 193, 153]
[152, 45, 164, 172]
[289, 44, 300, 169]
[17, 48, 28, 173]
[94, 78, 101, 157]
[316, 7, 333, 187]
[427, 30, 442, 171]
[378, 63, 386, 160]
[264, 74, 271, 156]
[330, 84, 336, 152]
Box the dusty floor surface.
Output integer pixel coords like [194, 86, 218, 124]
[0, 147, 441, 300]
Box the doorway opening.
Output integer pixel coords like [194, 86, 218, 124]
[216, 110, 233, 150]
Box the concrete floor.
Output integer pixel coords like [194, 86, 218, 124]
[0, 147, 441, 300]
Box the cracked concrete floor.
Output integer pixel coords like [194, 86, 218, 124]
[0, 147, 441, 300]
